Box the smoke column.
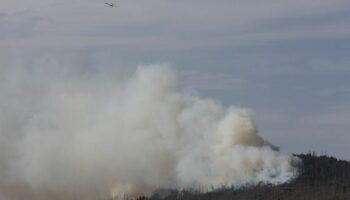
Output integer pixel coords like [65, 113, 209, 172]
[0, 64, 299, 200]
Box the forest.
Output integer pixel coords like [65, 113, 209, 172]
[135, 153, 350, 200]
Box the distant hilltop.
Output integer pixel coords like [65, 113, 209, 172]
[294, 153, 350, 184]
[135, 153, 350, 200]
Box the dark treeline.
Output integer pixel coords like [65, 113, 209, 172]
[134, 153, 350, 200]
[295, 153, 350, 184]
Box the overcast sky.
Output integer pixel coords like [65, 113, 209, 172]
[1, 0, 350, 160]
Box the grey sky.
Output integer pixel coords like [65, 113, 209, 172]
[1, 0, 350, 159]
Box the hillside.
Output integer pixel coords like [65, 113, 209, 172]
[136, 153, 350, 200]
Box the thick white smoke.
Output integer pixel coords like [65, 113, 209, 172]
[0, 65, 299, 200]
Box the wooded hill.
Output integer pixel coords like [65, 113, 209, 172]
[136, 153, 350, 200]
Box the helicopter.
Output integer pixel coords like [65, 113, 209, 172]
[105, 0, 117, 7]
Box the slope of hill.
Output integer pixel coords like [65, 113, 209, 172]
[136, 153, 350, 200]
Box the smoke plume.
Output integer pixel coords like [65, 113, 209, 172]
[0, 64, 299, 200]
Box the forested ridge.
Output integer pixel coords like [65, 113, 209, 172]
[134, 153, 350, 200]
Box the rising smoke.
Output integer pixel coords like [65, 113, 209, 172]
[0, 64, 299, 200]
